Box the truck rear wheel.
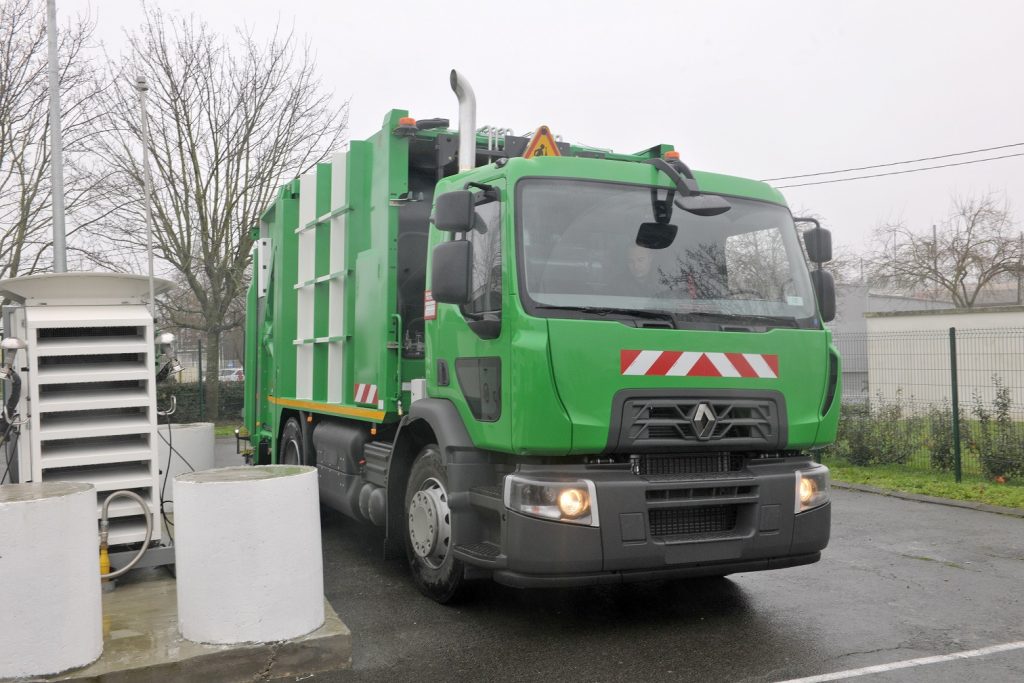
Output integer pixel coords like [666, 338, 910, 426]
[279, 417, 304, 465]
[404, 444, 465, 603]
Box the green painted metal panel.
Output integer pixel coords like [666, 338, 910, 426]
[246, 111, 838, 460]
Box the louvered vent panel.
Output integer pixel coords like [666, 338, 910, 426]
[26, 306, 161, 545]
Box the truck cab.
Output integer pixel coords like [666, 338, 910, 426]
[244, 72, 839, 602]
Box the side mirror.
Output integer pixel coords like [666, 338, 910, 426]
[796, 219, 833, 263]
[676, 194, 731, 217]
[431, 240, 472, 304]
[433, 191, 476, 232]
[810, 269, 836, 323]
[636, 223, 678, 249]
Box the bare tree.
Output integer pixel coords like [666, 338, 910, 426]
[91, 7, 348, 418]
[0, 0, 105, 282]
[867, 193, 1019, 308]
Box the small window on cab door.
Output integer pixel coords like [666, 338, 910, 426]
[462, 199, 502, 317]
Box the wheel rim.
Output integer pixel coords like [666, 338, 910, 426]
[408, 477, 451, 569]
[281, 437, 301, 465]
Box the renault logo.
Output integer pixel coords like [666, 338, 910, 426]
[692, 402, 717, 440]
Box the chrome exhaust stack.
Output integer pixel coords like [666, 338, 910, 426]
[449, 70, 476, 172]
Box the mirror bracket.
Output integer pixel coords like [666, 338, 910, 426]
[464, 181, 500, 203]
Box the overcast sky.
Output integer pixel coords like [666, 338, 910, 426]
[67, 0, 1023, 254]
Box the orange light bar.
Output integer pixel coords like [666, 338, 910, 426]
[664, 150, 680, 160]
[398, 116, 417, 126]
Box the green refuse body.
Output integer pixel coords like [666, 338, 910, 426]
[244, 74, 840, 602]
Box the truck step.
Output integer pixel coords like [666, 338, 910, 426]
[362, 441, 392, 487]
[469, 486, 504, 512]
[453, 542, 506, 568]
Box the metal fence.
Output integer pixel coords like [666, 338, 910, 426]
[828, 328, 1024, 482]
[159, 344, 245, 422]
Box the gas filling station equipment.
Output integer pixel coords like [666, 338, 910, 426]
[0, 272, 181, 576]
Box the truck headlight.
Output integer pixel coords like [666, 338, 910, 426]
[503, 475, 599, 527]
[795, 464, 830, 513]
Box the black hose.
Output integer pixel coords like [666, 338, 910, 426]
[0, 368, 21, 434]
[0, 422, 19, 484]
[0, 368, 22, 483]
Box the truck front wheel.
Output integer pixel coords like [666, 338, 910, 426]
[404, 444, 465, 603]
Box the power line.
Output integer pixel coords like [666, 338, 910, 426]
[774, 152, 1024, 189]
[761, 142, 1024, 182]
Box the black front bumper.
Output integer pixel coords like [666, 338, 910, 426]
[492, 552, 822, 589]
[467, 459, 830, 588]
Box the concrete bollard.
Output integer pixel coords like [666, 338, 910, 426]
[156, 422, 216, 503]
[174, 466, 324, 644]
[0, 482, 102, 678]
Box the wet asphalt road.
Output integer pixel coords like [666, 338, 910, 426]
[306, 488, 1024, 683]
[213, 440, 1024, 682]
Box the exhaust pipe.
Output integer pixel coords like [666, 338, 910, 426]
[450, 70, 476, 172]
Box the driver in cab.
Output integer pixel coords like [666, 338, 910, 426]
[624, 244, 662, 297]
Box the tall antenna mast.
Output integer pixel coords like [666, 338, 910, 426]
[135, 76, 157, 319]
[46, 0, 67, 272]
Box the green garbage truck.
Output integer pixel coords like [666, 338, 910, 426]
[244, 70, 840, 602]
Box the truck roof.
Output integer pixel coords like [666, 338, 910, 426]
[414, 125, 789, 208]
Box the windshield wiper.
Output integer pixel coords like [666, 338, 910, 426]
[535, 305, 677, 323]
[676, 311, 800, 328]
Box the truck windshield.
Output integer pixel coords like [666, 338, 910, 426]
[516, 178, 818, 327]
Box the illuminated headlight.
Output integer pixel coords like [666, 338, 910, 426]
[503, 475, 599, 527]
[795, 464, 830, 513]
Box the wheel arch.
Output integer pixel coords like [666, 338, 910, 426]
[385, 399, 475, 555]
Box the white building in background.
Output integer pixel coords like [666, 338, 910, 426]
[828, 283, 954, 403]
[863, 306, 1024, 418]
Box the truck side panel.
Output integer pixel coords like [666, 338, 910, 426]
[247, 110, 415, 456]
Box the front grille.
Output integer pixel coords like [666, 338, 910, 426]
[649, 505, 738, 537]
[617, 397, 780, 450]
[640, 453, 743, 476]
[646, 486, 754, 502]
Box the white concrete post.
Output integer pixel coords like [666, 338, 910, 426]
[174, 466, 324, 644]
[0, 482, 102, 677]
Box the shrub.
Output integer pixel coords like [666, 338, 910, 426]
[839, 402, 873, 465]
[980, 377, 1023, 480]
[925, 401, 954, 471]
[831, 393, 914, 466]
[865, 391, 914, 466]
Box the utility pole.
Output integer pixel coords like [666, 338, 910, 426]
[1017, 231, 1022, 305]
[136, 76, 157, 319]
[46, 0, 67, 272]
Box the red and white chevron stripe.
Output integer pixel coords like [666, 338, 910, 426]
[354, 383, 379, 404]
[621, 349, 779, 378]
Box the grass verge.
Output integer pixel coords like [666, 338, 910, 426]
[825, 461, 1024, 510]
[214, 422, 241, 438]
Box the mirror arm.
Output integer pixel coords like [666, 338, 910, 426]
[642, 158, 699, 196]
[793, 216, 821, 230]
[464, 181, 500, 203]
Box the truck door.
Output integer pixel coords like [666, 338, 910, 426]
[434, 181, 511, 450]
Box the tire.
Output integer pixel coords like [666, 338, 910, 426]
[279, 417, 304, 466]
[404, 444, 465, 603]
